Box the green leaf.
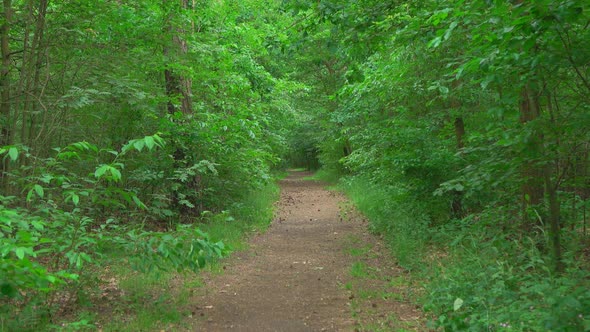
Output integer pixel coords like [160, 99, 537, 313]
[110, 167, 122, 182]
[95, 165, 108, 178]
[33, 184, 44, 198]
[132, 195, 146, 209]
[31, 220, 45, 230]
[133, 139, 145, 151]
[144, 136, 155, 150]
[428, 36, 442, 48]
[444, 21, 458, 40]
[197, 256, 206, 268]
[80, 252, 92, 263]
[26, 189, 34, 202]
[40, 174, 53, 184]
[8, 147, 18, 161]
[15, 247, 26, 260]
[453, 298, 464, 311]
[153, 134, 165, 146]
[72, 193, 80, 206]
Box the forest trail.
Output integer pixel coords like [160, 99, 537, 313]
[187, 171, 422, 331]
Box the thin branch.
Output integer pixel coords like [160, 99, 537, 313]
[556, 28, 590, 92]
[284, 12, 316, 32]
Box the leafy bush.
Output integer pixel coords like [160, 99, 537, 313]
[424, 215, 590, 331]
[0, 136, 227, 330]
[0, 206, 79, 299]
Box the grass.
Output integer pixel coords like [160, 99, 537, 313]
[339, 176, 429, 270]
[331, 170, 426, 331]
[343, 237, 423, 331]
[77, 180, 281, 331]
[350, 261, 371, 278]
[335, 170, 590, 331]
[305, 168, 340, 184]
[347, 245, 372, 257]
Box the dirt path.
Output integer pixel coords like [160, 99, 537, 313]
[188, 171, 422, 331]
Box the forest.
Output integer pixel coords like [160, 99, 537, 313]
[1, 0, 589, 330]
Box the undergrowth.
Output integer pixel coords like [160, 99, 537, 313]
[340, 176, 429, 270]
[0, 178, 279, 332]
[335, 172, 590, 331]
[93, 181, 280, 331]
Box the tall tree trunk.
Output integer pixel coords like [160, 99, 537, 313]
[27, 0, 49, 150]
[544, 161, 563, 272]
[18, 0, 48, 154]
[0, 0, 12, 147]
[519, 85, 544, 224]
[451, 116, 465, 218]
[163, 0, 196, 214]
[0, 0, 13, 188]
[450, 79, 465, 218]
[163, 0, 193, 115]
[15, 1, 31, 145]
[520, 81, 564, 271]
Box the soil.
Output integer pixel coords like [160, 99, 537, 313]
[188, 171, 423, 331]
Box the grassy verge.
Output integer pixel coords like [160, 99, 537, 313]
[55, 181, 281, 331]
[340, 230, 424, 331]
[305, 168, 340, 184]
[329, 171, 590, 331]
[339, 177, 429, 270]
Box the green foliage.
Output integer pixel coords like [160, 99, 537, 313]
[96, 180, 279, 331]
[0, 136, 226, 330]
[0, 208, 78, 299]
[424, 214, 590, 331]
[123, 226, 226, 274]
[200, 181, 280, 250]
[340, 177, 430, 270]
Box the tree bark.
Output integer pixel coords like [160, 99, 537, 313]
[163, 0, 193, 115]
[454, 117, 465, 149]
[519, 85, 544, 221]
[27, 0, 49, 149]
[450, 79, 465, 218]
[544, 161, 563, 272]
[0, 0, 12, 147]
[451, 116, 465, 218]
[163, 0, 196, 214]
[0, 0, 12, 188]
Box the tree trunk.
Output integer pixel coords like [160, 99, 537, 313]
[163, 0, 193, 115]
[163, 0, 196, 215]
[452, 116, 465, 218]
[454, 117, 465, 149]
[519, 85, 544, 223]
[0, 0, 12, 147]
[28, 0, 49, 149]
[544, 161, 563, 272]
[450, 78, 465, 218]
[0, 0, 13, 188]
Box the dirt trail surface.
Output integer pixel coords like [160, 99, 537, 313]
[189, 171, 422, 331]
